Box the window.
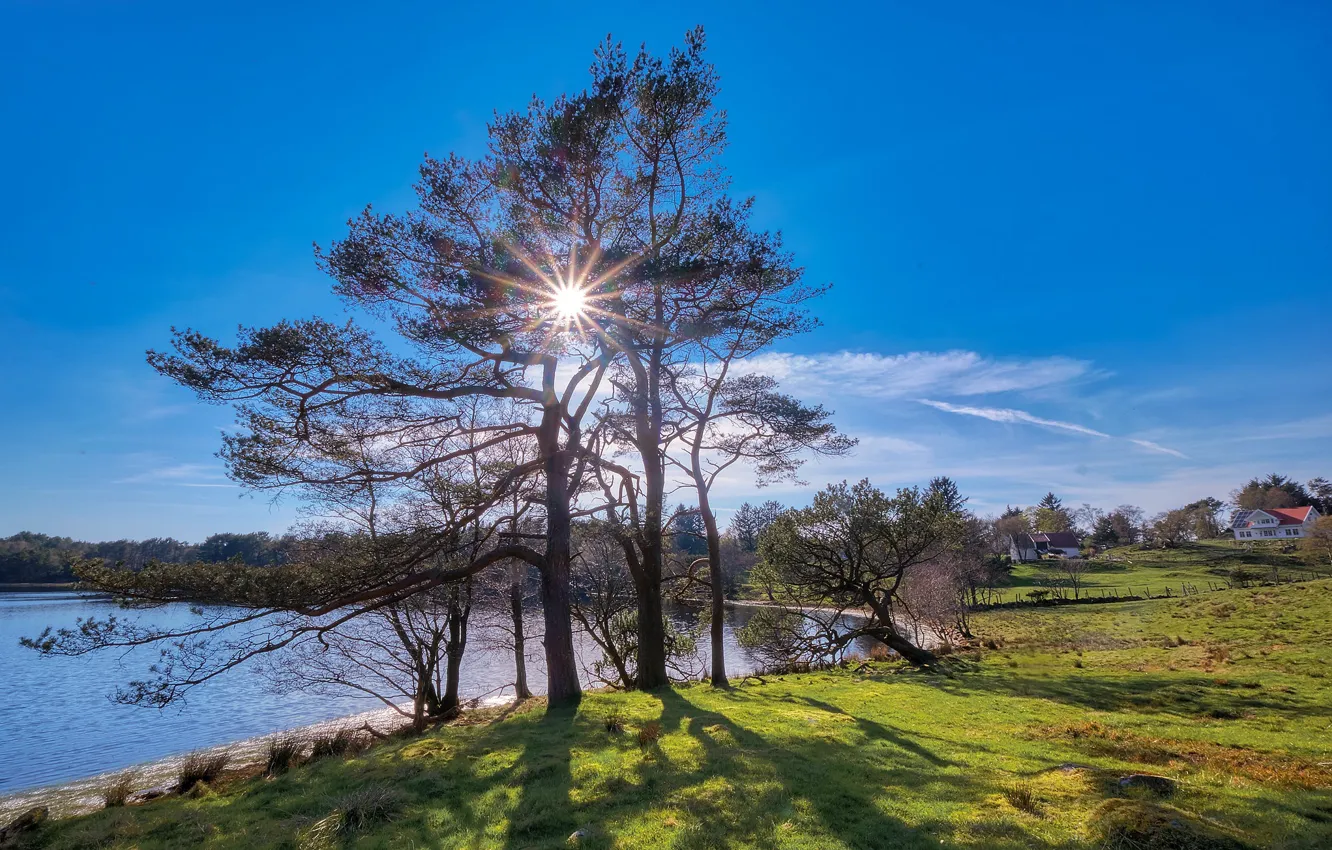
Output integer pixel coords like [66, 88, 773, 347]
[1262, 529, 1275, 537]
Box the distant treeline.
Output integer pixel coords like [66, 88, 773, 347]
[0, 531, 294, 584]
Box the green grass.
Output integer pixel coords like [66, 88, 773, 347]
[16, 580, 1332, 849]
[1003, 538, 1322, 598]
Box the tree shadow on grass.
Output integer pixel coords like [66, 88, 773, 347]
[649, 687, 1067, 850]
[932, 669, 1332, 719]
[500, 699, 579, 850]
[788, 695, 955, 767]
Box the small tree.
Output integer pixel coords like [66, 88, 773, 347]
[1300, 515, 1332, 570]
[1148, 508, 1194, 548]
[261, 581, 471, 731]
[993, 507, 1031, 559]
[1054, 558, 1091, 600]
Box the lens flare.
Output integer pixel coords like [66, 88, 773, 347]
[551, 285, 587, 320]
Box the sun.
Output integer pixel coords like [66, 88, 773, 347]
[551, 285, 587, 320]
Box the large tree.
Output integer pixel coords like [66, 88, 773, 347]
[26, 29, 819, 703]
[1030, 492, 1075, 533]
[1232, 474, 1313, 510]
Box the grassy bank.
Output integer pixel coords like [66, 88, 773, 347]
[13, 581, 1332, 849]
[1004, 538, 1322, 597]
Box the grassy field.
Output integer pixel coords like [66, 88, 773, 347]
[12, 580, 1332, 849]
[1003, 538, 1323, 598]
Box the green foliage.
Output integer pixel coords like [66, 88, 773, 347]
[1233, 474, 1314, 511]
[0, 531, 292, 585]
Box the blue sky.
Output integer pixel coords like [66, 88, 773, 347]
[2, 1, 1329, 541]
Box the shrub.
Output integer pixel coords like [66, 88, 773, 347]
[603, 709, 625, 734]
[266, 737, 303, 776]
[177, 751, 229, 793]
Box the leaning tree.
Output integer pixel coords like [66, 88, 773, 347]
[753, 478, 967, 666]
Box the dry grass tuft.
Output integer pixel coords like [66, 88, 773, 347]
[308, 728, 366, 761]
[177, 751, 229, 793]
[1091, 798, 1250, 849]
[1037, 722, 1332, 789]
[101, 772, 135, 808]
[266, 737, 304, 776]
[296, 785, 401, 849]
[1002, 780, 1042, 815]
[637, 721, 663, 750]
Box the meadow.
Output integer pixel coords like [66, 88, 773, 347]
[13, 570, 1332, 849]
[1000, 538, 1323, 600]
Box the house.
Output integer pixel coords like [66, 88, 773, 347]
[1011, 531, 1082, 562]
[1229, 506, 1321, 541]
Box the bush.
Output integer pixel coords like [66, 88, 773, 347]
[177, 751, 229, 793]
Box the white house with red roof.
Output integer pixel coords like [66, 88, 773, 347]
[1229, 506, 1321, 541]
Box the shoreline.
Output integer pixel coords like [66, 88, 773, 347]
[0, 699, 511, 821]
[2, 601, 897, 823]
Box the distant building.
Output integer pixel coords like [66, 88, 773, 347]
[1229, 506, 1321, 541]
[1011, 531, 1082, 562]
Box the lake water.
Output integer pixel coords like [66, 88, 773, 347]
[0, 591, 828, 796]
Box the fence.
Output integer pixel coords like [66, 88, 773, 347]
[971, 568, 1327, 611]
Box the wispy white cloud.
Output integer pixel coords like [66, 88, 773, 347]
[915, 399, 1190, 460]
[741, 350, 1092, 399]
[117, 463, 233, 488]
[1128, 439, 1189, 459]
[917, 399, 1111, 438]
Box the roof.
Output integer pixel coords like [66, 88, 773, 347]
[1231, 506, 1315, 528]
[1267, 506, 1315, 525]
[1022, 531, 1082, 549]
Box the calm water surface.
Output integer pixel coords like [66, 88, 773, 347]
[0, 591, 814, 794]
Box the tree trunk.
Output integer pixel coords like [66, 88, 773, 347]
[440, 584, 470, 714]
[633, 434, 670, 690]
[695, 474, 728, 687]
[509, 570, 532, 701]
[866, 596, 937, 666]
[633, 563, 669, 689]
[540, 405, 581, 704]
